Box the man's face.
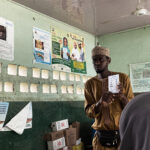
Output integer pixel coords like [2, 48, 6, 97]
[64, 39, 67, 46]
[78, 44, 81, 49]
[92, 55, 110, 73]
[74, 44, 77, 49]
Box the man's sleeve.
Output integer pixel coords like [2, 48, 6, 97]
[123, 74, 134, 101]
[84, 81, 101, 118]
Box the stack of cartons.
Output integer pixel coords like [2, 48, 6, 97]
[45, 119, 83, 150]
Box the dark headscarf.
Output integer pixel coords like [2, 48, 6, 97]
[119, 92, 150, 150]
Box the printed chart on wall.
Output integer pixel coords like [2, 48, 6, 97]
[51, 27, 86, 74]
[0, 17, 14, 61]
[130, 62, 150, 93]
[33, 27, 51, 64]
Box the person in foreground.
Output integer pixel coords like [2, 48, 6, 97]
[119, 92, 150, 150]
[84, 46, 134, 150]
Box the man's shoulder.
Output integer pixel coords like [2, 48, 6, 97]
[112, 71, 128, 77]
[85, 76, 98, 85]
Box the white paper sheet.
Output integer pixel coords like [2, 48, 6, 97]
[18, 66, 27, 77]
[82, 76, 87, 83]
[4, 102, 32, 135]
[4, 82, 13, 92]
[0, 102, 9, 130]
[43, 84, 50, 93]
[53, 71, 59, 80]
[32, 68, 40, 78]
[61, 85, 67, 94]
[51, 85, 57, 93]
[67, 86, 74, 94]
[69, 73, 74, 81]
[0, 82, 2, 92]
[0, 17, 14, 61]
[76, 87, 82, 95]
[75, 75, 80, 82]
[0, 63, 1, 73]
[41, 70, 49, 79]
[108, 74, 119, 93]
[30, 84, 38, 93]
[8, 64, 17, 75]
[60, 72, 66, 81]
[20, 83, 28, 93]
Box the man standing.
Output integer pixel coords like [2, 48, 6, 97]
[84, 46, 134, 150]
[71, 42, 80, 61]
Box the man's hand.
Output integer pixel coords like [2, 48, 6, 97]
[102, 92, 114, 104]
[114, 83, 128, 107]
[94, 92, 114, 113]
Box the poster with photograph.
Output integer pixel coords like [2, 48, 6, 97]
[51, 27, 86, 74]
[0, 17, 14, 61]
[130, 62, 150, 93]
[33, 27, 51, 64]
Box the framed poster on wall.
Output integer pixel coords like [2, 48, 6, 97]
[51, 27, 86, 74]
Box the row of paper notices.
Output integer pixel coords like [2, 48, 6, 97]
[61, 86, 84, 94]
[0, 102, 32, 135]
[42, 84, 57, 94]
[6, 64, 92, 82]
[7, 65, 49, 79]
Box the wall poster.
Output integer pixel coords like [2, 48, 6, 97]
[130, 62, 150, 93]
[33, 27, 51, 64]
[0, 17, 14, 61]
[51, 27, 86, 74]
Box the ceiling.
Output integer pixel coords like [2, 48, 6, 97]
[12, 0, 150, 35]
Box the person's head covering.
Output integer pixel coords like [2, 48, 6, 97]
[119, 92, 150, 150]
[92, 46, 110, 57]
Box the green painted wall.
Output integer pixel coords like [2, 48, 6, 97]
[0, 101, 93, 150]
[0, 0, 96, 102]
[98, 26, 150, 75]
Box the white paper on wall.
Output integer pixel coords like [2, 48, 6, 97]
[82, 88, 84, 95]
[18, 66, 27, 77]
[0, 102, 9, 130]
[76, 87, 82, 95]
[69, 73, 74, 81]
[4, 82, 13, 92]
[53, 71, 59, 80]
[41, 70, 49, 79]
[67, 86, 73, 94]
[82, 76, 87, 83]
[0, 82, 2, 92]
[75, 75, 80, 82]
[51, 85, 57, 93]
[0, 17, 14, 61]
[108, 74, 119, 93]
[32, 68, 40, 78]
[30, 84, 38, 93]
[87, 76, 92, 80]
[4, 102, 32, 135]
[43, 84, 50, 93]
[60, 72, 66, 81]
[20, 83, 28, 93]
[8, 64, 17, 75]
[0, 63, 1, 73]
[61, 85, 67, 94]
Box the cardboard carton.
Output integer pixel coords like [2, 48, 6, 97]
[44, 130, 64, 141]
[47, 137, 66, 150]
[72, 122, 80, 140]
[64, 127, 76, 146]
[51, 119, 69, 131]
